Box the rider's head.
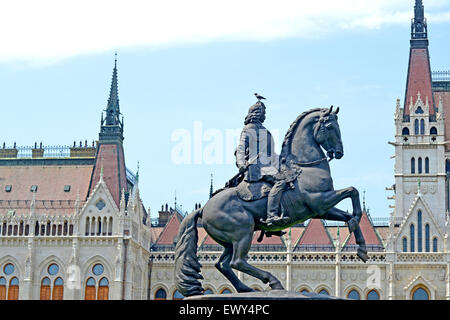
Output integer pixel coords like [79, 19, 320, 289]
[245, 101, 266, 125]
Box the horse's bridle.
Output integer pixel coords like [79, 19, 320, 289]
[294, 115, 334, 167]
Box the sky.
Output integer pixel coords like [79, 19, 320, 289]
[1, 0, 450, 220]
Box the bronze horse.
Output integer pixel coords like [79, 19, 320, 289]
[174, 106, 367, 296]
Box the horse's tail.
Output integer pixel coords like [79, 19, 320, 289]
[174, 208, 204, 297]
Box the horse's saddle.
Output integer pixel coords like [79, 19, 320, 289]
[235, 164, 302, 201]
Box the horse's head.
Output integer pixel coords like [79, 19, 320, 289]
[313, 106, 343, 160]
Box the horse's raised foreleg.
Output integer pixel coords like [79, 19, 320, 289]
[230, 233, 284, 290]
[321, 207, 368, 262]
[215, 245, 254, 293]
[308, 186, 362, 232]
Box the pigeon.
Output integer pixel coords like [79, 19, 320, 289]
[254, 93, 266, 101]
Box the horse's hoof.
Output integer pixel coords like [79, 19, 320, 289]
[269, 280, 284, 290]
[357, 248, 368, 263]
[347, 218, 358, 233]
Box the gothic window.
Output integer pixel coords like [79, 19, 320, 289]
[318, 289, 329, 295]
[415, 106, 424, 114]
[24, 224, 29, 236]
[425, 157, 429, 173]
[98, 278, 109, 300]
[96, 200, 106, 211]
[417, 211, 422, 252]
[52, 278, 64, 300]
[402, 237, 407, 252]
[410, 224, 415, 252]
[411, 157, 415, 174]
[367, 290, 380, 300]
[97, 218, 102, 235]
[92, 264, 104, 276]
[34, 222, 39, 236]
[155, 288, 167, 300]
[48, 264, 59, 276]
[425, 224, 430, 252]
[420, 119, 425, 134]
[433, 238, 438, 252]
[430, 127, 437, 135]
[51, 224, 56, 236]
[69, 224, 74, 236]
[40, 277, 51, 300]
[46, 221, 51, 236]
[402, 127, 410, 135]
[85, 217, 90, 236]
[418, 157, 422, 174]
[221, 288, 232, 294]
[204, 289, 213, 295]
[414, 119, 419, 134]
[412, 286, 429, 300]
[8, 277, 19, 300]
[347, 289, 360, 300]
[3, 264, 14, 275]
[91, 217, 95, 235]
[19, 221, 23, 236]
[108, 217, 113, 235]
[85, 278, 96, 300]
[0, 277, 5, 300]
[63, 221, 68, 236]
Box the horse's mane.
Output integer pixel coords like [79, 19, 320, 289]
[280, 108, 324, 159]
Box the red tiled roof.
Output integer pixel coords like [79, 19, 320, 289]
[404, 48, 434, 115]
[344, 212, 383, 246]
[154, 213, 182, 245]
[89, 144, 127, 207]
[327, 226, 350, 244]
[251, 231, 285, 246]
[297, 219, 333, 246]
[0, 165, 92, 215]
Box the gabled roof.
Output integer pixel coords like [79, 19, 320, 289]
[295, 219, 334, 249]
[154, 213, 182, 245]
[343, 211, 384, 250]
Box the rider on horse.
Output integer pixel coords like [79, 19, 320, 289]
[235, 100, 289, 227]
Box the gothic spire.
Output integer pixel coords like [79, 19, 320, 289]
[105, 52, 121, 126]
[411, 0, 427, 44]
[209, 173, 214, 198]
[99, 53, 124, 142]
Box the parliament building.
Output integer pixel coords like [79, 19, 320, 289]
[1, 0, 450, 300]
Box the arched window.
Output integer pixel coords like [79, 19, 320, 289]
[403, 237, 408, 252]
[416, 106, 424, 114]
[430, 127, 437, 135]
[155, 288, 167, 300]
[97, 217, 101, 235]
[420, 119, 425, 135]
[8, 277, 19, 300]
[425, 157, 429, 173]
[19, 221, 23, 236]
[300, 288, 310, 294]
[85, 217, 90, 236]
[34, 222, 39, 236]
[108, 217, 113, 235]
[90, 217, 95, 236]
[0, 277, 6, 300]
[418, 157, 422, 174]
[221, 288, 232, 294]
[69, 224, 74, 236]
[433, 238, 438, 252]
[46, 221, 51, 236]
[410, 224, 415, 252]
[402, 127, 410, 135]
[347, 289, 360, 300]
[425, 224, 430, 252]
[40, 277, 51, 300]
[52, 278, 64, 300]
[412, 286, 429, 300]
[103, 217, 107, 235]
[92, 264, 104, 276]
[204, 289, 213, 295]
[85, 278, 96, 300]
[24, 224, 29, 236]
[318, 289, 329, 296]
[414, 119, 419, 134]
[51, 224, 56, 236]
[417, 211, 422, 252]
[411, 157, 415, 174]
[63, 221, 68, 236]
[173, 290, 184, 300]
[98, 277, 109, 300]
[367, 290, 380, 300]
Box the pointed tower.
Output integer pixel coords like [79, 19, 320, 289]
[209, 173, 214, 198]
[88, 54, 128, 207]
[403, 0, 435, 121]
[392, 1, 447, 227]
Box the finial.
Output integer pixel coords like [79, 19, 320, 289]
[100, 155, 104, 180]
[209, 173, 214, 198]
[174, 190, 177, 208]
[136, 161, 140, 183]
[362, 190, 366, 212]
[417, 178, 421, 195]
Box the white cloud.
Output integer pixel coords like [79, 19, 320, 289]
[1, 0, 449, 64]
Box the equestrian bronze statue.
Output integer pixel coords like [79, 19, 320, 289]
[174, 102, 367, 297]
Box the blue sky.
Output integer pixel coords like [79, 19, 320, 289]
[1, 0, 450, 219]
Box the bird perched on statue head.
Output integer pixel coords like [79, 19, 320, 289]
[254, 93, 266, 101]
